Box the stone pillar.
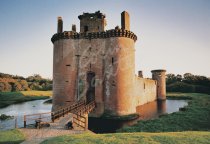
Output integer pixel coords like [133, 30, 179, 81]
[151, 69, 166, 100]
[121, 11, 130, 30]
[72, 24, 76, 32]
[57, 17, 63, 33]
[138, 71, 143, 78]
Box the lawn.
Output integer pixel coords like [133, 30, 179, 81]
[0, 129, 25, 144]
[41, 131, 210, 144]
[118, 93, 210, 132]
[0, 91, 52, 108]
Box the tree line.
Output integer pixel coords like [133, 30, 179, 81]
[0, 73, 52, 92]
[166, 73, 210, 94]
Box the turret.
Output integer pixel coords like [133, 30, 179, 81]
[121, 11, 130, 30]
[78, 11, 106, 33]
[72, 24, 76, 32]
[151, 69, 166, 100]
[57, 17, 63, 33]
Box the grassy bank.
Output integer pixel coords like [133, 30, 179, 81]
[0, 129, 25, 144]
[41, 131, 210, 144]
[118, 93, 210, 132]
[0, 91, 52, 108]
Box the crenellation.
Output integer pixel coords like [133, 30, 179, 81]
[51, 29, 137, 43]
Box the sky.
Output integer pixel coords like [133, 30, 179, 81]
[0, 0, 209, 78]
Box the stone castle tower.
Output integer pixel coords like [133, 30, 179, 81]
[51, 11, 166, 117]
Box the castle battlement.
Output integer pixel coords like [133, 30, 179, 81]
[51, 29, 137, 43]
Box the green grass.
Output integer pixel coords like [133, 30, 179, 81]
[0, 129, 25, 144]
[41, 131, 210, 144]
[0, 91, 52, 108]
[118, 93, 210, 132]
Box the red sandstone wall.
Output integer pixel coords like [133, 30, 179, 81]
[103, 37, 136, 116]
[78, 39, 105, 117]
[52, 39, 77, 111]
[134, 76, 157, 107]
[52, 36, 157, 116]
[152, 71, 166, 100]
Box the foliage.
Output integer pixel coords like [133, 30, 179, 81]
[0, 72, 52, 92]
[0, 129, 25, 144]
[118, 93, 210, 132]
[166, 73, 210, 94]
[0, 114, 14, 120]
[0, 91, 52, 108]
[41, 131, 210, 144]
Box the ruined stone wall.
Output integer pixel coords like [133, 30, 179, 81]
[134, 76, 157, 107]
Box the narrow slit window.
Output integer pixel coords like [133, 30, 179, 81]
[112, 57, 114, 65]
[66, 64, 71, 66]
[144, 83, 146, 89]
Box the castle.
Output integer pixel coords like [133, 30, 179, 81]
[51, 11, 166, 117]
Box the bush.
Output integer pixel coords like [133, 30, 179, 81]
[167, 82, 210, 94]
[167, 82, 195, 93]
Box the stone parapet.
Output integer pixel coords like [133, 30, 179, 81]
[51, 29, 137, 43]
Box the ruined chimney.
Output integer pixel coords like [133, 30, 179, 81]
[72, 24, 76, 32]
[138, 71, 143, 78]
[57, 17, 63, 33]
[121, 11, 130, 30]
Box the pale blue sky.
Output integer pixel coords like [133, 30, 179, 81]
[0, 0, 209, 78]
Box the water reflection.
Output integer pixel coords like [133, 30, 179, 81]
[0, 99, 188, 133]
[0, 99, 51, 130]
[89, 99, 188, 133]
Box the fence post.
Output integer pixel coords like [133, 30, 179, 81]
[24, 115, 26, 128]
[15, 117, 18, 128]
[51, 113, 54, 122]
[84, 114, 88, 130]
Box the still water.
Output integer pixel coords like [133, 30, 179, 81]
[0, 99, 188, 133]
[89, 100, 188, 133]
[0, 99, 51, 130]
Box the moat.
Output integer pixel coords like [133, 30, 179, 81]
[0, 99, 187, 132]
[89, 99, 188, 133]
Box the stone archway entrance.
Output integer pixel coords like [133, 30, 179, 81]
[86, 71, 95, 104]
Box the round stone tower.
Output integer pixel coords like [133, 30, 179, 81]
[151, 69, 166, 100]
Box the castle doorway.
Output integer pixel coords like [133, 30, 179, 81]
[86, 71, 95, 104]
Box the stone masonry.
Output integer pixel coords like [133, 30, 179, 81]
[51, 11, 166, 117]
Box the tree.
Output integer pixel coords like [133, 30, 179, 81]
[166, 73, 176, 84]
[20, 80, 29, 91]
[176, 74, 182, 82]
[10, 82, 22, 91]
